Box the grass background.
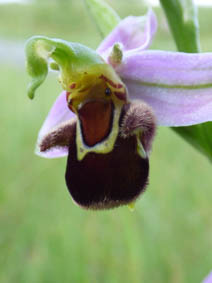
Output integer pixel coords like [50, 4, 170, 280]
[0, 1, 212, 282]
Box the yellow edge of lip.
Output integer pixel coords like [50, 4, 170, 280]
[76, 106, 122, 161]
[128, 202, 135, 211]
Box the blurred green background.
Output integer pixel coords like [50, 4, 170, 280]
[0, 0, 212, 282]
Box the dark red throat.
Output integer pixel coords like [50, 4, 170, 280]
[78, 100, 114, 147]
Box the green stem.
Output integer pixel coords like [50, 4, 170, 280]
[160, 0, 200, 53]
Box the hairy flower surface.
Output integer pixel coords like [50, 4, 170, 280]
[25, 10, 212, 209]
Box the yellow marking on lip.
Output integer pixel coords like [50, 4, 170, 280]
[128, 202, 135, 211]
[76, 105, 122, 161]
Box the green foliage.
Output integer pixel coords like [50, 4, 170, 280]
[172, 123, 212, 161]
[84, 0, 120, 37]
[159, 0, 200, 53]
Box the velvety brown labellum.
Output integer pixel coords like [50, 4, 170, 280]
[39, 101, 155, 210]
[65, 132, 149, 210]
[78, 100, 114, 147]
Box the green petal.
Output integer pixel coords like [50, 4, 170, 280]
[25, 35, 104, 99]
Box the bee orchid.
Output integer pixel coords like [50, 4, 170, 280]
[26, 10, 212, 209]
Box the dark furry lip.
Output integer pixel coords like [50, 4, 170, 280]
[65, 134, 149, 210]
[78, 99, 114, 147]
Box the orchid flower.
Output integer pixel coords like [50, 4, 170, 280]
[25, 9, 212, 210]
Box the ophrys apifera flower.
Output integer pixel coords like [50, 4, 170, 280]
[25, 10, 212, 209]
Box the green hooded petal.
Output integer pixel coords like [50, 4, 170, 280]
[25, 35, 104, 99]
